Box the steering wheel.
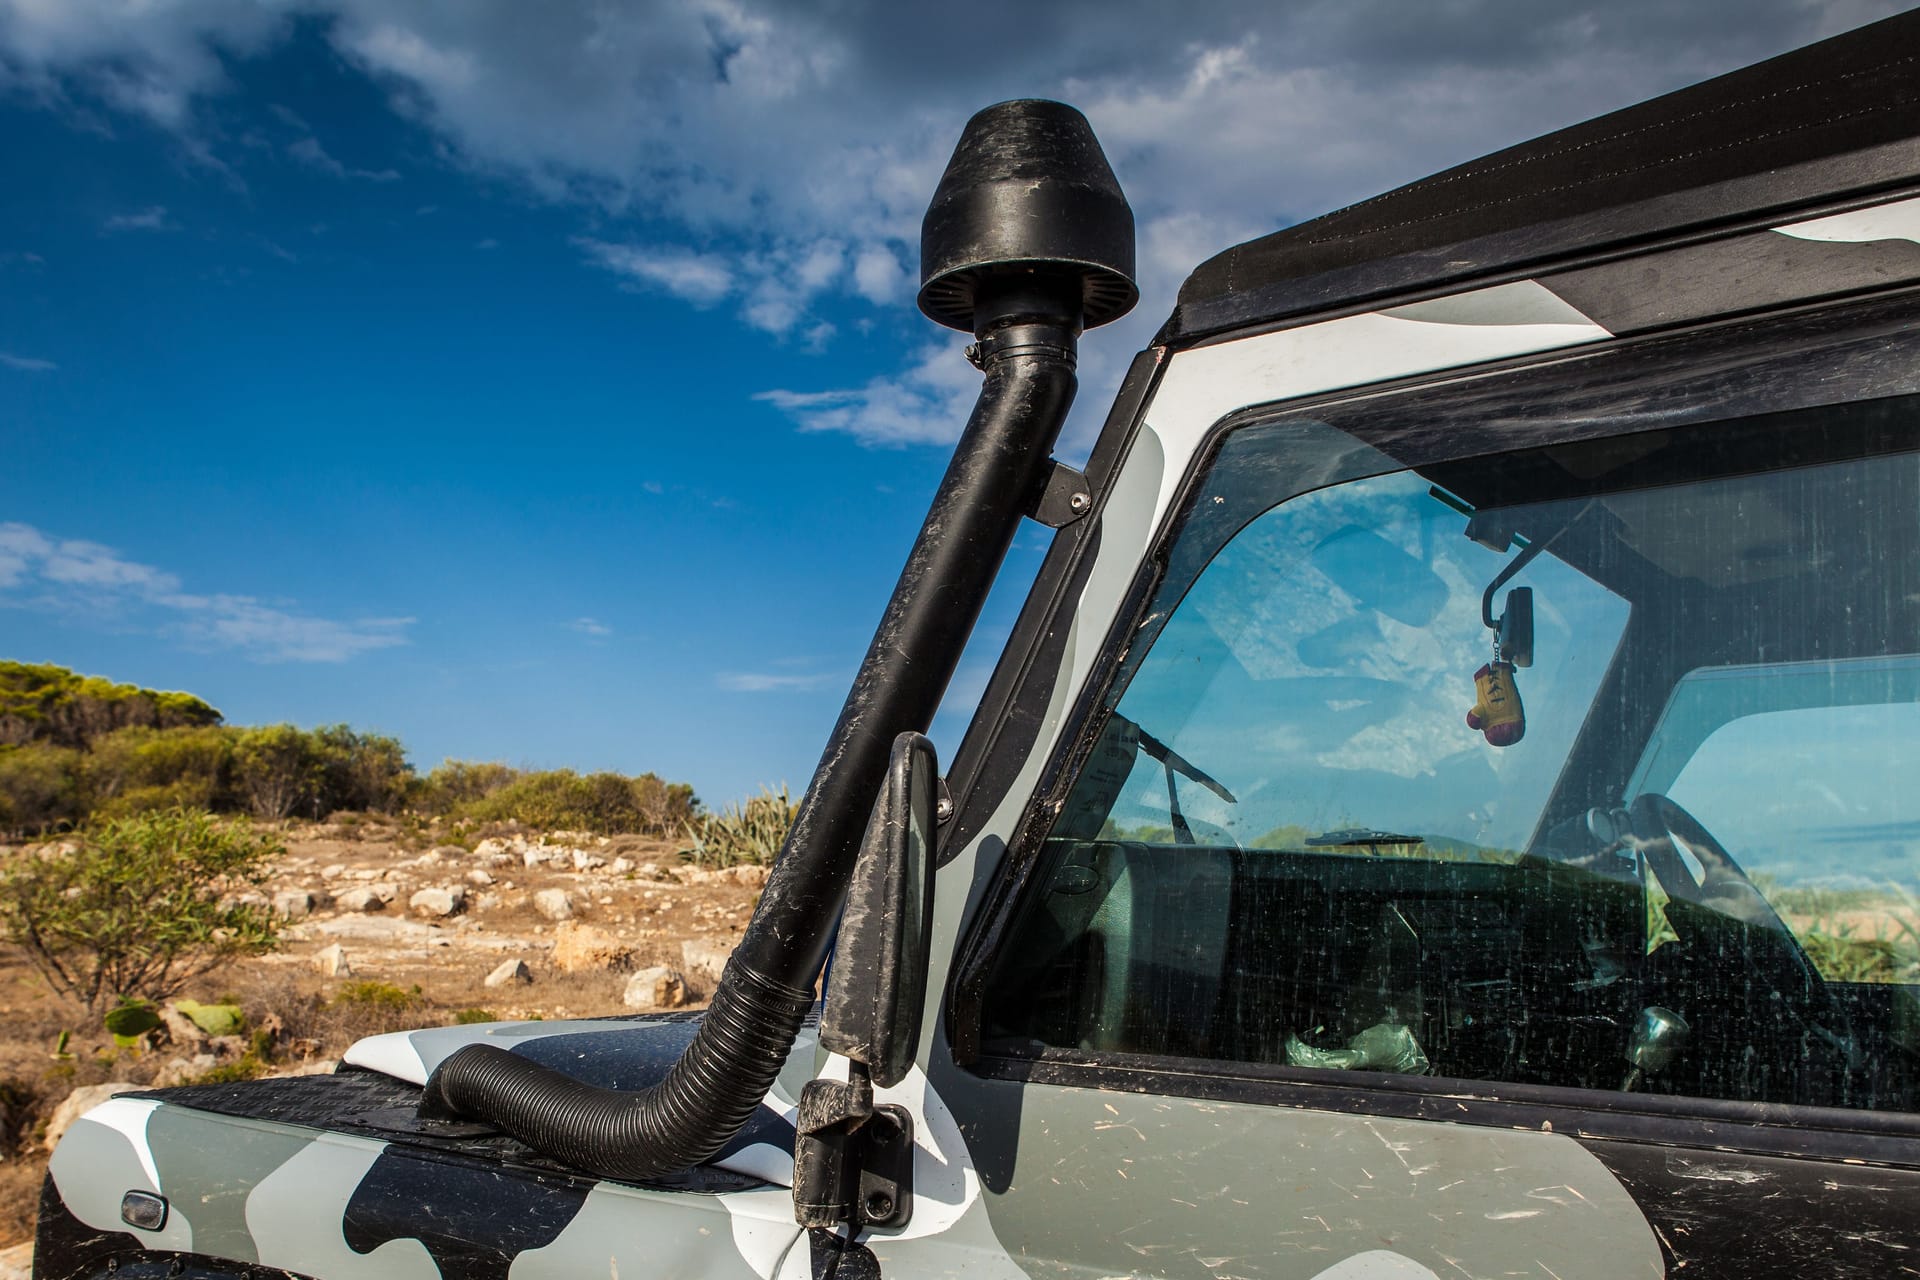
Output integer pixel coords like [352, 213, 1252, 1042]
[1628, 792, 1845, 1041]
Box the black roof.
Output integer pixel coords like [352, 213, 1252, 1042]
[1163, 11, 1920, 346]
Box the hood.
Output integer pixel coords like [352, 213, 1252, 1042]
[345, 1011, 817, 1186]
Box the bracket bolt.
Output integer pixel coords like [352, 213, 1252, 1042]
[1068, 491, 1090, 511]
[864, 1190, 896, 1221]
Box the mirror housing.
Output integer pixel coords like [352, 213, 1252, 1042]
[820, 732, 939, 1088]
[1499, 586, 1534, 667]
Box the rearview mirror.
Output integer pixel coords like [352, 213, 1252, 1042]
[820, 731, 939, 1088]
[1499, 586, 1533, 668]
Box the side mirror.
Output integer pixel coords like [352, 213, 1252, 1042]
[820, 731, 939, 1089]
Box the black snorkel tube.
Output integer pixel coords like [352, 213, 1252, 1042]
[419, 99, 1136, 1182]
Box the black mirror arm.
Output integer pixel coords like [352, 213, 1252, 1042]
[1481, 539, 1546, 630]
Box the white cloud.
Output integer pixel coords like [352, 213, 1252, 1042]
[718, 670, 837, 693]
[851, 245, 905, 305]
[568, 616, 612, 637]
[288, 134, 344, 176]
[0, 520, 412, 662]
[102, 205, 172, 232]
[755, 337, 981, 445]
[0, 0, 283, 129]
[0, 351, 55, 372]
[576, 238, 735, 306]
[288, 133, 400, 182]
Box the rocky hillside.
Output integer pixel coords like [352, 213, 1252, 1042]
[0, 815, 767, 1256]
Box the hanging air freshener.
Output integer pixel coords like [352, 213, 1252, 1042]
[1469, 541, 1538, 748]
[1466, 659, 1526, 746]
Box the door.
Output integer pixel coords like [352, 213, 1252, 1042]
[928, 302, 1920, 1279]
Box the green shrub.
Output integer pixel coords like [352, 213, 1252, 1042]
[331, 981, 419, 1012]
[174, 999, 246, 1037]
[414, 760, 519, 814]
[452, 1008, 498, 1025]
[313, 725, 411, 815]
[0, 808, 280, 1012]
[103, 998, 163, 1048]
[231, 724, 327, 820]
[187, 1055, 268, 1085]
[85, 725, 233, 818]
[459, 769, 697, 836]
[0, 743, 85, 835]
[680, 786, 796, 867]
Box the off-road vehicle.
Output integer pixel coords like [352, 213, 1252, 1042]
[37, 13, 1920, 1278]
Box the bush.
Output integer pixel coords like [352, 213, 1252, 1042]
[0, 808, 280, 1012]
[458, 769, 697, 836]
[85, 725, 233, 819]
[680, 786, 796, 867]
[313, 725, 411, 815]
[414, 760, 519, 814]
[231, 724, 327, 820]
[0, 744, 85, 836]
[332, 980, 419, 1012]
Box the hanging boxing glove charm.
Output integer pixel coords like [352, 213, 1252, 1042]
[1467, 661, 1525, 746]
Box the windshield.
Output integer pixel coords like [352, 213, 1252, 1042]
[1056, 406, 1920, 865]
[1058, 469, 1629, 856]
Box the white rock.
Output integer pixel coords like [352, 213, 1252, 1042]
[44, 1082, 139, 1152]
[158, 1002, 209, 1049]
[622, 966, 689, 1011]
[334, 887, 385, 913]
[571, 849, 607, 871]
[481, 852, 516, 869]
[609, 857, 635, 875]
[273, 889, 318, 919]
[409, 886, 467, 918]
[551, 923, 634, 973]
[680, 937, 734, 987]
[730, 864, 771, 889]
[312, 943, 351, 976]
[466, 869, 495, 887]
[533, 888, 576, 922]
[430, 845, 466, 860]
[473, 836, 524, 860]
[320, 863, 346, 880]
[152, 1054, 218, 1088]
[266, 1059, 338, 1079]
[522, 847, 551, 868]
[484, 958, 534, 988]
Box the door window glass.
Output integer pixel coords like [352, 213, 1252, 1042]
[983, 402, 1920, 1115]
[1654, 673, 1920, 986]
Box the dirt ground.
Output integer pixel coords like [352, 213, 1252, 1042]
[0, 818, 764, 1254]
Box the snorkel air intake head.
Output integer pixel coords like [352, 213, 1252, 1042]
[919, 99, 1136, 335]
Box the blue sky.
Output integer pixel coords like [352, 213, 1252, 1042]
[0, 1, 1900, 807]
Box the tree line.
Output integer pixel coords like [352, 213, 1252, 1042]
[0, 662, 696, 837]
